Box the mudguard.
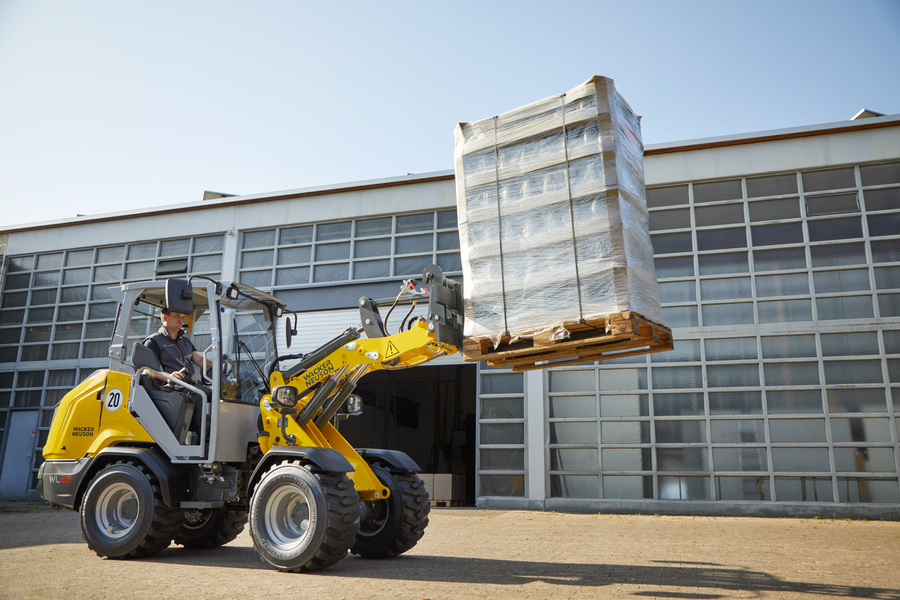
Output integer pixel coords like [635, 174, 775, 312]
[355, 448, 421, 472]
[249, 446, 354, 495]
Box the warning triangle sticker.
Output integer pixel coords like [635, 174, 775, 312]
[386, 341, 400, 358]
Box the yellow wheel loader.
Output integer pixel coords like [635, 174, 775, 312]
[37, 265, 462, 572]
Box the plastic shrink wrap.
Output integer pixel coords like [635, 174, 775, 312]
[454, 76, 663, 347]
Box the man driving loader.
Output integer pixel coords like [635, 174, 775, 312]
[143, 308, 205, 384]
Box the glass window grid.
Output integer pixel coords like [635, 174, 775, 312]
[237, 211, 461, 290]
[650, 164, 900, 332]
[477, 367, 526, 498]
[0, 236, 224, 369]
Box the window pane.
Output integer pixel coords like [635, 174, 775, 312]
[279, 226, 313, 245]
[599, 395, 649, 417]
[760, 297, 814, 322]
[479, 475, 524, 497]
[807, 193, 859, 216]
[312, 263, 349, 283]
[316, 222, 352, 241]
[816, 296, 874, 320]
[751, 222, 803, 246]
[395, 234, 433, 255]
[764, 362, 820, 386]
[651, 232, 692, 254]
[693, 179, 741, 203]
[802, 167, 855, 192]
[658, 476, 710, 500]
[652, 366, 703, 389]
[661, 306, 698, 328]
[823, 360, 883, 384]
[770, 419, 826, 442]
[655, 256, 694, 278]
[697, 228, 746, 251]
[482, 373, 524, 394]
[709, 391, 762, 414]
[239, 270, 271, 288]
[481, 397, 524, 419]
[315, 242, 350, 262]
[860, 162, 900, 186]
[396, 213, 433, 233]
[837, 479, 900, 503]
[808, 217, 863, 242]
[649, 208, 691, 231]
[437, 231, 460, 251]
[754, 247, 807, 271]
[653, 393, 704, 416]
[437, 210, 458, 230]
[57, 305, 85, 322]
[694, 204, 744, 227]
[193, 235, 224, 253]
[125, 261, 154, 280]
[698, 252, 748, 276]
[813, 269, 870, 293]
[33, 272, 60, 287]
[821, 332, 878, 356]
[747, 173, 798, 198]
[748, 198, 801, 221]
[51, 343, 79, 360]
[64, 249, 93, 267]
[651, 339, 701, 363]
[480, 423, 524, 444]
[159, 239, 189, 257]
[717, 476, 770, 500]
[657, 449, 708, 471]
[549, 370, 594, 392]
[868, 213, 900, 237]
[831, 418, 892, 443]
[767, 390, 822, 414]
[761, 335, 816, 358]
[598, 369, 646, 391]
[601, 449, 649, 471]
[550, 422, 598, 444]
[656, 421, 706, 443]
[775, 476, 833, 500]
[550, 475, 598, 498]
[601, 421, 650, 444]
[706, 337, 757, 361]
[700, 277, 751, 300]
[395, 256, 431, 276]
[243, 230, 275, 249]
[863, 187, 900, 211]
[548, 396, 595, 418]
[437, 253, 462, 273]
[702, 303, 754, 326]
[826, 389, 888, 413]
[191, 255, 222, 273]
[710, 420, 764, 443]
[659, 281, 696, 303]
[810, 242, 866, 267]
[756, 273, 809, 297]
[353, 260, 389, 279]
[277, 246, 311, 265]
[871, 239, 900, 263]
[646, 185, 689, 208]
[275, 267, 310, 286]
[876, 266, 900, 290]
[880, 293, 900, 317]
[482, 448, 525, 470]
[707, 364, 760, 387]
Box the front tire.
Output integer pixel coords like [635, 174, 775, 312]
[80, 461, 184, 559]
[174, 508, 248, 549]
[249, 461, 360, 572]
[350, 464, 430, 559]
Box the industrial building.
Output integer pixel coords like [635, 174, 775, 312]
[1, 111, 898, 517]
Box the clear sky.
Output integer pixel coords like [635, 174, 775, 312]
[1, 0, 898, 229]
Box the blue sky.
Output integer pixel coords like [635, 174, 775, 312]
[1, 0, 898, 228]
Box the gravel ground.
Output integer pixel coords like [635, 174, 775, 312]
[1, 502, 899, 599]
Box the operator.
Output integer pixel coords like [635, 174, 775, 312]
[143, 309, 205, 384]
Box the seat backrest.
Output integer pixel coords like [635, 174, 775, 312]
[132, 342, 162, 373]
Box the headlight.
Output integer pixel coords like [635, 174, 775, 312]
[272, 385, 299, 408]
[345, 394, 363, 415]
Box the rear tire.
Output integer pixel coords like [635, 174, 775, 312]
[174, 508, 248, 549]
[80, 461, 184, 559]
[350, 464, 430, 558]
[249, 460, 360, 572]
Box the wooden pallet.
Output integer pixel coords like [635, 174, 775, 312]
[461, 311, 673, 372]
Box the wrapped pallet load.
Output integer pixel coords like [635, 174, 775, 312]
[454, 76, 672, 370]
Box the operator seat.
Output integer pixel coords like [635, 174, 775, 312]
[131, 342, 196, 444]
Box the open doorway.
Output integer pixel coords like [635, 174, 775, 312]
[337, 364, 477, 506]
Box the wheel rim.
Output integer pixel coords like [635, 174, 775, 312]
[95, 482, 139, 539]
[183, 509, 212, 531]
[358, 499, 389, 538]
[264, 483, 313, 551]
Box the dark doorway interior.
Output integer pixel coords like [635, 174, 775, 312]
[337, 364, 476, 506]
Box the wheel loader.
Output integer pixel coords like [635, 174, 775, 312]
[37, 264, 462, 572]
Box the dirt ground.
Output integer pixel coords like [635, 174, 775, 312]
[1, 502, 899, 600]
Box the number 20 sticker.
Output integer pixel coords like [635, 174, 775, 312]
[104, 389, 124, 412]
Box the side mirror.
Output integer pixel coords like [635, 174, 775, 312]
[165, 279, 193, 314]
[285, 312, 298, 348]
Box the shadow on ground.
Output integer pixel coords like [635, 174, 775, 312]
[144, 548, 900, 599]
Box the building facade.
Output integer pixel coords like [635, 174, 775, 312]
[1, 114, 898, 517]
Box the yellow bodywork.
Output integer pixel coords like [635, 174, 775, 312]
[258, 320, 456, 500]
[43, 370, 153, 461]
